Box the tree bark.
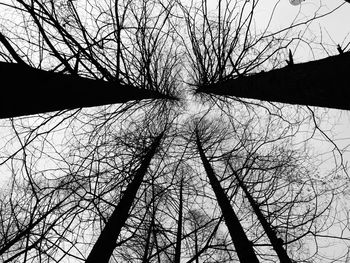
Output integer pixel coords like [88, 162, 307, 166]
[196, 52, 350, 110]
[0, 62, 174, 119]
[195, 133, 260, 263]
[85, 132, 164, 263]
[228, 163, 292, 263]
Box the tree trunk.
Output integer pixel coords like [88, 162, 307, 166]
[174, 177, 183, 263]
[141, 208, 154, 263]
[0, 62, 174, 119]
[195, 133, 260, 263]
[196, 52, 350, 110]
[194, 230, 199, 263]
[85, 132, 164, 263]
[228, 163, 292, 263]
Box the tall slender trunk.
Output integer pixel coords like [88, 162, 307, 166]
[86, 132, 164, 263]
[174, 177, 183, 263]
[155, 234, 162, 263]
[195, 132, 259, 263]
[194, 230, 199, 263]
[142, 179, 158, 263]
[228, 163, 292, 263]
[141, 203, 154, 263]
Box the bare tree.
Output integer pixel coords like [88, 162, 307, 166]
[86, 129, 165, 263]
[193, 118, 259, 263]
[0, 0, 181, 118]
[0, 1, 349, 263]
[226, 158, 292, 263]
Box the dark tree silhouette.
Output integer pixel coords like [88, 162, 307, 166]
[196, 52, 350, 110]
[0, 61, 174, 119]
[226, 159, 292, 263]
[86, 130, 165, 263]
[194, 120, 259, 263]
[0, 0, 180, 118]
[174, 176, 184, 263]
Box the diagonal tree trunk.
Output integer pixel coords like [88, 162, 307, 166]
[174, 177, 183, 263]
[142, 179, 159, 263]
[85, 132, 164, 263]
[194, 229, 199, 263]
[228, 162, 292, 263]
[0, 62, 175, 119]
[195, 132, 260, 263]
[196, 52, 350, 110]
[141, 202, 155, 263]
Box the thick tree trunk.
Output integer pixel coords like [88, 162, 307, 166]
[0, 62, 174, 119]
[85, 132, 164, 263]
[195, 133, 260, 263]
[196, 52, 350, 110]
[229, 163, 292, 263]
[174, 177, 183, 263]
